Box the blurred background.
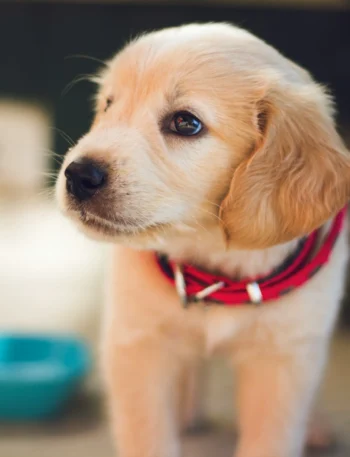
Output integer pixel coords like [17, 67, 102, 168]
[0, 1, 350, 456]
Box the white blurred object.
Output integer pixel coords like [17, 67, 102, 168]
[0, 196, 108, 342]
[0, 100, 51, 195]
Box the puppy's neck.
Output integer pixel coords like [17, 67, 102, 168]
[157, 225, 299, 280]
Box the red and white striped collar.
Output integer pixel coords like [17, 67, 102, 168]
[156, 207, 347, 307]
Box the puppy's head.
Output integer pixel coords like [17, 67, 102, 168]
[56, 23, 350, 249]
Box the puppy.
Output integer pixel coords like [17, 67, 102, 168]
[56, 23, 350, 457]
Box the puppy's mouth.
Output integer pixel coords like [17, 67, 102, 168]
[67, 207, 157, 238]
[77, 209, 140, 235]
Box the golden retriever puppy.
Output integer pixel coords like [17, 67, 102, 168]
[56, 23, 350, 457]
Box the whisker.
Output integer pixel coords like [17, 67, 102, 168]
[36, 187, 56, 199]
[37, 171, 59, 177]
[38, 149, 64, 166]
[202, 198, 221, 209]
[51, 157, 63, 167]
[38, 148, 65, 160]
[197, 207, 223, 223]
[49, 127, 76, 147]
[64, 54, 107, 66]
[61, 73, 99, 97]
[190, 216, 210, 234]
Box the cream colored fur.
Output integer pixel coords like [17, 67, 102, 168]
[56, 23, 350, 457]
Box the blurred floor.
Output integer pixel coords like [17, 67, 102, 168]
[2, 330, 350, 457]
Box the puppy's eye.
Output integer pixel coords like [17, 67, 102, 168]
[104, 96, 113, 112]
[170, 111, 202, 136]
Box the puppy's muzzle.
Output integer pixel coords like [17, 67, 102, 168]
[64, 158, 106, 201]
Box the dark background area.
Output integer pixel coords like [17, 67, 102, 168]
[1, 2, 350, 157]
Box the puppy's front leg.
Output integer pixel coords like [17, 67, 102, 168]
[234, 341, 327, 457]
[105, 336, 181, 457]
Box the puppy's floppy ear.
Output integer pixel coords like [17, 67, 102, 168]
[219, 83, 350, 249]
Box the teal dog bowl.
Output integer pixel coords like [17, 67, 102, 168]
[0, 333, 91, 420]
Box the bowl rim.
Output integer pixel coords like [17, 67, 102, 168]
[0, 332, 91, 382]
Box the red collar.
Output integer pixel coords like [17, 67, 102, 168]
[156, 208, 347, 307]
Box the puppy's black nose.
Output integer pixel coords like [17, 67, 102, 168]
[65, 158, 106, 201]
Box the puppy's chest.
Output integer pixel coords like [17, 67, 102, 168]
[192, 291, 307, 356]
[195, 301, 279, 354]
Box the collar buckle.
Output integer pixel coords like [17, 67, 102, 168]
[174, 264, 188, 307]
[174, 263, 225, 308]
[246, 282, 263, 304]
